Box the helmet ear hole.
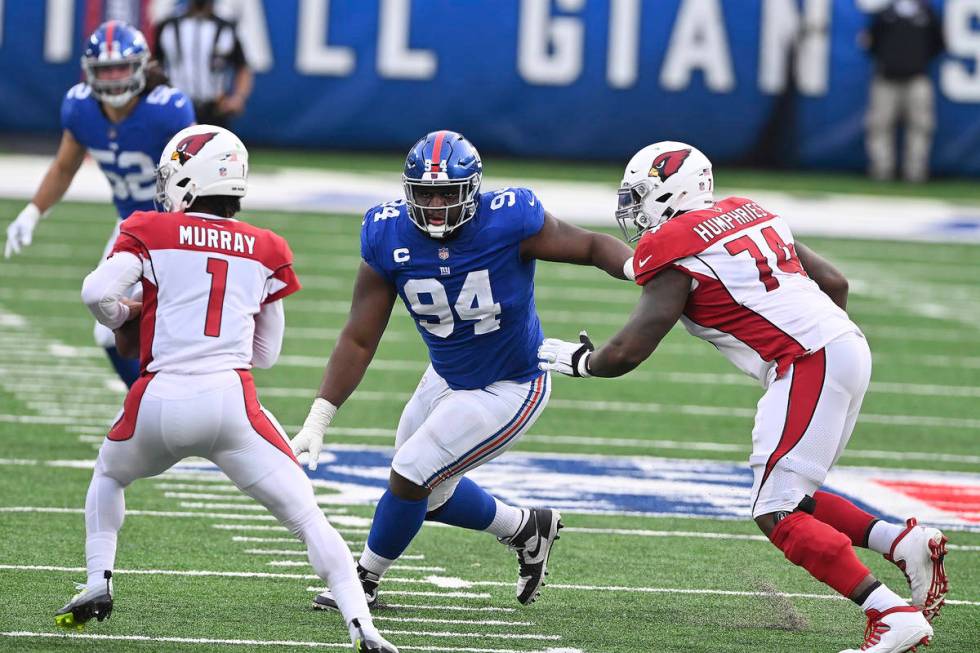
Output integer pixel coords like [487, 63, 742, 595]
[655, 192, 673, 203]
[176, 178, 190, 188]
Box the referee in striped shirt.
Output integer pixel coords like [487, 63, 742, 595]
[153, 0, 253, 127]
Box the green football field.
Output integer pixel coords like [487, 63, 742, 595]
[0, 195, 977, 653]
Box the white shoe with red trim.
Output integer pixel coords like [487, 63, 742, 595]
[839, 606, 932, 653]
[884, 518, 949, 622]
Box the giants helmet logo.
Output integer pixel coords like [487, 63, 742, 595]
[649, 148, 691, 182]
[171, 132, 218, 165]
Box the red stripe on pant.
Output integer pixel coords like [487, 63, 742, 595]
[430, 375, 545, 488]
[107, 372, 156, 441]
[236, 370, 299, 465]
[754, 348, 826, 514]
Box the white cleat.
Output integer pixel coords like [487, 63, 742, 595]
[351, 618, 399, 653]
[839, 606, 932, 653]
[885, 518, 949, 622]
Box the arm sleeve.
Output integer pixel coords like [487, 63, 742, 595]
[80, 252, 143, 329]
[252, 299, 285, 369]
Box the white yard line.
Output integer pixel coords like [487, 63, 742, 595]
[382, 603, 516, 613]
[0, 632, 547, 653]
[3, 565, 976, 609]
[561, 526, 980, 551]
[373, 616, 533, 627]
[3, 287, 973, 343]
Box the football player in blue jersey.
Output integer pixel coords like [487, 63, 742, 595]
[3, 21, 195, 386]
[291, 130, 634, 610]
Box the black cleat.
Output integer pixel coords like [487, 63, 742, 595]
[54, 570, 114, 630]
[314, 564, 379, 611]
[499, 508, 563, 605]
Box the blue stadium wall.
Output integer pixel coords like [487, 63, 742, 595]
[2, 0, 979, 174]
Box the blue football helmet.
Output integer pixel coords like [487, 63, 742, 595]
[81, 21, 150, 108]
[403, 130, 483, 239]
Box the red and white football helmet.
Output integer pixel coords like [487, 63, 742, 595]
[154, 125, 248, 213]
[616, 141, 714, 242]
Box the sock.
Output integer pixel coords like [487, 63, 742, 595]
[487, 498, 526, 539]
[769, 511, 871, 598]
[294, 507, 373, 629]
[812, 490, 877, 548]
[868, 520, 907, 556]
[860, 583, 908, 612]
[363, 490, 428, 569]
[425, 477, 498, 531]
[105, 347, 140, 388]
[84, 472, 125, 590]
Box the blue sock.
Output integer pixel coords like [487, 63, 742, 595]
[366, 490, 428, 560]
[426, 477, 497, 531]
[105, 347, 139, 387]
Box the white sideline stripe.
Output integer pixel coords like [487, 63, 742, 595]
[0, 632, 539, 653]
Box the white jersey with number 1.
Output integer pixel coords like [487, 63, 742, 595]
[110, 210, 300, 375]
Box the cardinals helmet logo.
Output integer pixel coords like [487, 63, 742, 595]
[171, 132, 218, 165]
[649, 148, 691, 182]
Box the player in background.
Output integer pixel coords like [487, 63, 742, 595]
[3, 20, 195, 387]
[59, 125, 398, 653]
[537, 142, 949, 653]
[290, 130, 634, 610]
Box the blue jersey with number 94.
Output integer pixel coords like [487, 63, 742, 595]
[361, 187, 546, 390]
[61, 83, 195, 219]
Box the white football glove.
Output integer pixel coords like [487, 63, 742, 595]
[538, 330, 594, 378]
[290, 398, 338, 471]
[4, 203, 44, 258]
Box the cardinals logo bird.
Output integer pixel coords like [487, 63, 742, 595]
[649, 149, 691, 182]
[172, 132, 218, 165]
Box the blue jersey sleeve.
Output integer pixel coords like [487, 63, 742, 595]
[482, 187, 545, 243]
[360, 205, 394, 283]
[168, 88, 196, 132]
[514, 187, 546, 240]
[60, 84, 88, 139]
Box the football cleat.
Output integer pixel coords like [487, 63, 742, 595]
[499, 508, 563, 605]
[314, 564, 379, 612]
[54, 571, 114, 631]
[885, 518, 949, 622]
[839, 605, 932, 653]
[352, 618, 399, 653]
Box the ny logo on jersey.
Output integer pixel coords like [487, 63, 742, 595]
[172, 132, 218, 165]
[649, 148, 691, 182]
